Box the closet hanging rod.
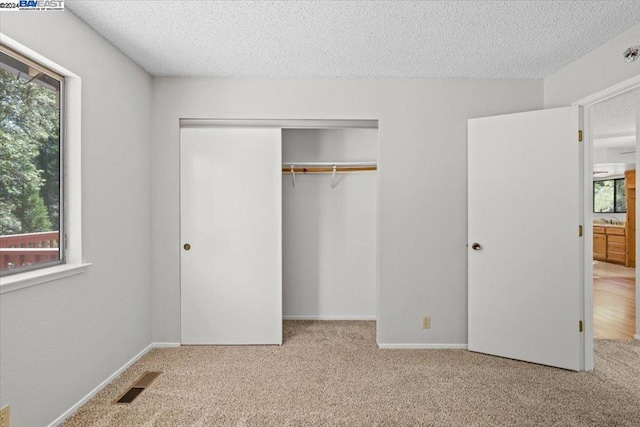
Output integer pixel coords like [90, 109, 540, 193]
[283, 162, 377, 188]
[283, 166, 377, 174]
[282, 162, 377, 174]
[282, 162, 377, 167]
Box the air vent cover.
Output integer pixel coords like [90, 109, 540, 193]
[116, 387, 145, 404]
[114, 371, 162, 405]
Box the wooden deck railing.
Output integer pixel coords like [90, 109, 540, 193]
[0, 231, 60, 270]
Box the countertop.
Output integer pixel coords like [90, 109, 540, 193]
[593, 223, 625, 229]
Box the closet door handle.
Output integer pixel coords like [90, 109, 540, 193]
[183, 243, 191, 251]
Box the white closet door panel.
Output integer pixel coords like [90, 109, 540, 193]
[180, 127, 282, 345]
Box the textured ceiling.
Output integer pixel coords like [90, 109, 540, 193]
[592, 89, 637, 149]
[66, 1, 640, 78]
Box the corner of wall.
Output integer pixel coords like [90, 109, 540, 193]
[543, 23, 640, 107]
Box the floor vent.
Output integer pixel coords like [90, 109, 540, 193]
[114, 371, 162, 404]
[116, 387, 145, 404]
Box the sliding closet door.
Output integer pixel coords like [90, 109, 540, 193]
[180, 127, 282, 345]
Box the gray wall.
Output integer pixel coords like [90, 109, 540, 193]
[151, 78, 543, 345]
[0, 11, 152, 426]
[282, 129, 377, 319]
[544, 23, 640, 108]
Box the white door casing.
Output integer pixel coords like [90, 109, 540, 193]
[180, 127, 282, 345]
[468, 106, 583, 370]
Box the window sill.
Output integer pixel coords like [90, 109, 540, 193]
[0, 263, 92, 294]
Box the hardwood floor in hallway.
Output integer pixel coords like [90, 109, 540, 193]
[593, 261, 636, 339]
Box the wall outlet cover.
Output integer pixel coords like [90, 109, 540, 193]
[0, 405, 9, 427]
[422, 316, 431, 329]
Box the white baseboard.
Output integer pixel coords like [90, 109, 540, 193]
[48, 343, 153, 427]
[283, 315, 376, 320]
[48, 342, 178, 427]
[378, 343, 468, 349]
[153, 342, 181, 348]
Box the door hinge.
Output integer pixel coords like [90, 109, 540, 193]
[579, 320, 584, 333]
[579, 225, 583, 237]
[578, 130, 583, 142]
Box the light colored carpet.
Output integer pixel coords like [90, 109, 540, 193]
[64, 321, 640, 426]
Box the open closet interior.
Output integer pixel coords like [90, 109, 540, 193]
[282, 128, 378, 320]
[179, 121, 379, 345]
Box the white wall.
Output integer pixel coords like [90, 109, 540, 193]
[151, 78, 543, 346]
[282, 129, 377, 319]
[0, 11, 152, 426]
[544, 24, 640, 338]
[593, 148, 636, 164]
[544, 23, 640, 108]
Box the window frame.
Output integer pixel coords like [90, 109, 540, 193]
[593, 177, 627, 214]
[0, 44, 66, 275]
[0, 33, 90, 294]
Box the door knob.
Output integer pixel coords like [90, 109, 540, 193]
[471, 243, 482, 251]
[183, 243, 191, 251]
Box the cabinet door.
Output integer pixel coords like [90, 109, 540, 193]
[607, 250, 626, 263]
[605, 227, 625, 236]
[593, 234, 607, 259]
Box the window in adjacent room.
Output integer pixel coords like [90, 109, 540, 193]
[593, 178, 626, 213]
[0, 44, 64, 274]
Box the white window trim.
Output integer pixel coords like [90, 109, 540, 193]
[0, 33, 90, 294]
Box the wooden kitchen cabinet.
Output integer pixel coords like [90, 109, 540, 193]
[593, 233, 607, 260]
[593, 225, 627, 265]
[606, 227, 625, 236]
[626, 170, 635, 189]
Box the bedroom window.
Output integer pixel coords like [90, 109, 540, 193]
[0, 44, 64, 275]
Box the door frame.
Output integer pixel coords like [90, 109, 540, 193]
[572, 74, 640, 370]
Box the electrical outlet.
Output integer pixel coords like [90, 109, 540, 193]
[0, 405, 9, 427]
[422, 316, 431, 329]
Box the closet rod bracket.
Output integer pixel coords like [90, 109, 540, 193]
[331, 165, 337, 189]
[291, 164, 296, 188]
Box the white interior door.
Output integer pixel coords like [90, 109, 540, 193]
[180, 127, 282, 345]
[468, 106, 583, 370]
